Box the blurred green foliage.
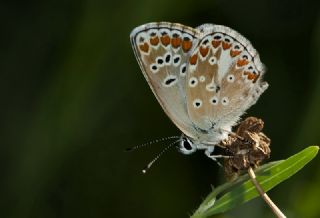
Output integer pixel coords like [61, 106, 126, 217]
[0, 0, 319, 218]
[193, 146, 319, 217]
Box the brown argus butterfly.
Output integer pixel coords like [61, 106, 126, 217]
[130, 22, 268, 165]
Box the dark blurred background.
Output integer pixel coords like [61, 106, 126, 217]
[0, 0, 319, 217]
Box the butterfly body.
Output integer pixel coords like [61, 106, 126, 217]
[130, 22, 268, 159]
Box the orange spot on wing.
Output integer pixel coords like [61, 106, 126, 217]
[189, 54, 198, 65]
[247, 73, 256, 80]
[182, 40, 192, 52]
[212, 40, 221, 48]
[230, 50, 241, 57]
[171, 37, 181, 48]
[237, 59, 249, 67]
[150, 36, 159, 46]
[199, 46, 209, 57]
[253, 74, 260, 83]
[244, 71, 259, 82]
[160, 35, 170, 46]
[139, 43, 149, 53]
[222, 42, 232, 50]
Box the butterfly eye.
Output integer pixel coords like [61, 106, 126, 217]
[179, 137, 196, 155]
[182, 140, 193, 150]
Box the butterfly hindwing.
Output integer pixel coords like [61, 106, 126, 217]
[185, 24, 268, 136]
[130, 22, 201, 137]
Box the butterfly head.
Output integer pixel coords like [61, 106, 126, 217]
[178, 134, 198, 155]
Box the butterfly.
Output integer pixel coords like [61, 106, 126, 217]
[130, 22, 268, 163]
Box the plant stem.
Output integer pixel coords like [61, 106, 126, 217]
[247, 167, 286, 218]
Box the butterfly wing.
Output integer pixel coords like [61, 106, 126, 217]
[130, 22, 201, 137]
[185, 24, 268, 141]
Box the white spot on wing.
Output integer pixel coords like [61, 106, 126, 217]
[189, 77, 198, 87]
[163, 75, 177, 87]
[164, 52, 172, 66]
[206, 83, 216, 92]
[193, 99, 202, 108]
[172, 54, 181, 67]
[155, 57, 164, 67]
[210, 96, 219, 105]
[209, 56, 216, 65]
[150, 63, 159, 73]
[221, 97, 229, 106]
[180, 63, 187, 76]
[199, 76, 206, 82]
[227, 74, 235, 83]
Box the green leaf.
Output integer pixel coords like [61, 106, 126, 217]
[191, 146, 319, 218]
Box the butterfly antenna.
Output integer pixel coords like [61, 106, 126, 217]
[125, 136, 179, 152]
[142, 140, 180, 174]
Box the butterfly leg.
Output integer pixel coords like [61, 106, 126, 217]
[204, 147, 232, 167]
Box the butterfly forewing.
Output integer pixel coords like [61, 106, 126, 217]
[185, 24, 268, 134]
[130, 22, 201, 137]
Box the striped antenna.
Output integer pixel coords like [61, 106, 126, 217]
[125, 136, 180, 152]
